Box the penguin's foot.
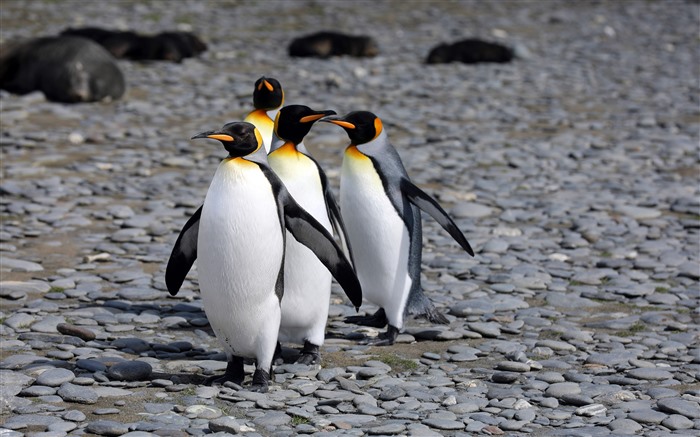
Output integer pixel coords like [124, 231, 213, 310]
[414, 308, 450, 325]
[345, 308, 388, 328]
[273, 342, 284, 366]
[248, 368, 270, 393]
[295, 341, 320, 365]
[205, 356, 244, 386]
[361, 325, 400, 346]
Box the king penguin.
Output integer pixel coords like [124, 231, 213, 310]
[243, 76, 284, 152]
[267, 105, 354, 365]
[321, 111, 474, 345]
[165, 122, 361, 391]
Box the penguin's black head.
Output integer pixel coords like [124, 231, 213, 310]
[321, 110, 383, 145]
[192, 121, 263, 157]
[275, 105, 336, 144]
[253, 76, 284, 111]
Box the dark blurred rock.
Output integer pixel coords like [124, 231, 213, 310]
[61, 27, 207, 62]
[426, 38, 514, 64]
[288, 31, 378, 58]
[0, 36, 125, 103]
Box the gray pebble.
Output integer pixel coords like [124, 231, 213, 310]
[545, 382, 581, 398]
[35, 368, 75, 387]
[607, 418, 642, 434]
[367, 423, 406, 435]
[86, 420, 131, 436]
[421, 418, 465, 430]
[495, 361, 530, 372]
[57, 382, 99, 404]
[107, 360, 152, 381]
[656, 397, 700, 419]
[2, 258, 44, 272]
[628, 408, 668, 424]
[56, 323, 96, 341]
[660, 414, 695, 430]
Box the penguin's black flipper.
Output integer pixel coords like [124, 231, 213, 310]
[165, 206, 202, 296]
[281, 194, 363, 309]
[318, 166, 355, 266]
[400, 179, 475, 256]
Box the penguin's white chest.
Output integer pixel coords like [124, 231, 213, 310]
[340, 148, 412, 328]
[268, 148, 332, 345]
[197, 159, 283, 357]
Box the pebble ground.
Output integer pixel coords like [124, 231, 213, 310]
[1, 1, 699, 436]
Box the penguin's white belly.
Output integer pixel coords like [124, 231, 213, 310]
[340, 152, 412, 329]
[268, 151, 332, 345]
[197, 159, 283, 359]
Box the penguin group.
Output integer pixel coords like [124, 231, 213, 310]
[165, 77, 475, 392]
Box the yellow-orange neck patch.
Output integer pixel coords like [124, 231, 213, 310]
[373, 118, 383, 140]
[270, 141, 299, 157]
[345, 145, 367, 160]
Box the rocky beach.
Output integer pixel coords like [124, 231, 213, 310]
[1, 0, 699, 436]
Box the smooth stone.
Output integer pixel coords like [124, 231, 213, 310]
[86, 420, 131, 436]
[422, 418, 465, 430]
[492, 372, 519, 383]
[76, 359, 108, 373]
[482, 239, 509, 253]
[57, 382, 98, 404]
[30, 316, 65, 333]
[545, 292, 601, 308]
[1, 258, 44, 272]
[0, 280, 50, 295]
[62, 410, 87, 421]
[35, 368, 75, 387]
[20, 385, 57, 396]
[252, 411, 291, 426]
[607, 418, 642, 434]
[2, 414, 63, 430]
[545, 382, 581, 398]
[93, 408, 120, 415]
[628, 408, 667, 424]
[616, 205, 661, 219]
[626, 368, 674, 381]
[495, 361, 530, 372]
[647, 387, 681, 399]
[3, 313, 37, 331]
[661, 414, 695, 430]
[185, 405, 222, 419]
[467, 322, 501, 338]
[560, 394, 595, 406]
[379, 386, 406, 401]
[367, 423, 406, 435]
[107, 361, 152, 381]
[575, 404, 607, 416]
[536, 372, 566, 383]
[656, 397, 700, 419]
[451, 202, 492, 218]
[449, 402, 480, 414]
[56, 323, 96, 341]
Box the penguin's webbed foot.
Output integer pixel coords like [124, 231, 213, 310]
[361, 325, 399, 346]
[248, 368, 270, 393]
[295, 341, 320, 365]
[345, 308, 388, 328]
[420, 308, 450, 325]
[205, 356, 244, 387]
